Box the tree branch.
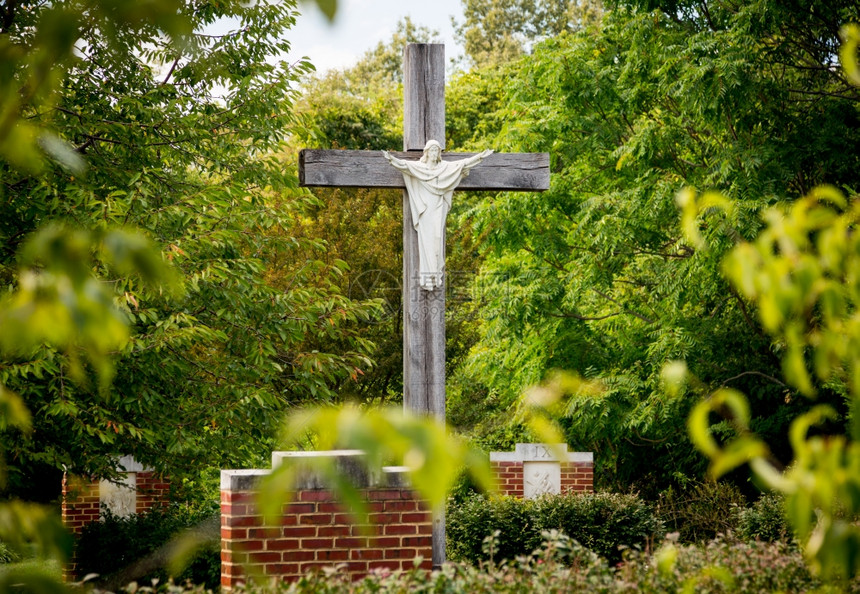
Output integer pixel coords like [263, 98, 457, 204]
[161, 56, 181, 85]
[548, 310, 621, 321]
[592, 288, 657, 325]
[720, 370, 787, 389]
[699, 0, 715, 31]
[625, 428, 669, 445]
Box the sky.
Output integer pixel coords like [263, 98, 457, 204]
[284, 0, 466, 74]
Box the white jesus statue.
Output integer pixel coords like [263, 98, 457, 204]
[383, 140, 493, 290]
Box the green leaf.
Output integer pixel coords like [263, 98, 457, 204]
[840, 24, 860, 86]
[0, 385, 32, 433]
[38, 133, 87, 175]
[688, 389, 767, 478]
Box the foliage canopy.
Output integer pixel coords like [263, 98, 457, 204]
[0, 0, 378, 493]
[447, 0, 860, 496]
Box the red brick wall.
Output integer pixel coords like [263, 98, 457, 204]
[490, 461, 594, 497]
[560, 461, 593, 493]
[221, 487, 433, 589]
[136, 471, 170, 514]
[561, 462, 594, 493]
[61, 474, 101, 537]
[490, 461, 524, 498]
[61, 474, 101, 581]
[61, 471, 170, 535]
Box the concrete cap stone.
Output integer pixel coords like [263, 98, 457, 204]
[222, 452, 416, 491]
[489, 444, 593, 463]
[271, 450, 364, 467]
[221, 469, 270, 491]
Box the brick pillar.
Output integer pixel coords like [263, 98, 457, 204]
[490, 444, 593, 498]
[221, 452, 433, 589]
[61, 456, 171, 581]
[61, 474, 101, 537]
[61, 473, 99, 580]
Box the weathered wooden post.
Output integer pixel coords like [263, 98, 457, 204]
[402, 44, 447, 422]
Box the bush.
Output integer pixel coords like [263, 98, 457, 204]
[532, 492, 663, 564]
[154, 534, 846, 593]
[446, 494, 541, 564]
[656, 480, 746, 543]
[446, 492, 662, 565]
[76, 504, 219, 589]
[0, 541, 19, 564]
[735, 492, 794, 543]
[617, 536, 826, 593]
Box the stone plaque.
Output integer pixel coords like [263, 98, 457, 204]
[523, 461, 561, 499]
[520, 444, 555, 460]
[99, 473, 137, 518]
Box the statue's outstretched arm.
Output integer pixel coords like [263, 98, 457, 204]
[382, 150, 408, 170]
[462, 149, 494, 169]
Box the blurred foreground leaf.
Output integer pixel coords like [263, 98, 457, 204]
[260, 405, 493, 526]
[688, 186, 860, 581]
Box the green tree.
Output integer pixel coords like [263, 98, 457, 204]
[686, 183, 860, 581]
[679, 27, 860, 581]
[0, 0, 376, 585]
[454, 0, 604, 65]
[0, 0, 378, 495]
[448, 1, 860, 492]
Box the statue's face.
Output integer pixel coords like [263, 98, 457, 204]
[427, 145, 441, 163]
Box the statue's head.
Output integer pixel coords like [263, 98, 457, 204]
[421, 139, 443, 164]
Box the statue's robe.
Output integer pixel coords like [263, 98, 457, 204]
[389, 156, 483, 290]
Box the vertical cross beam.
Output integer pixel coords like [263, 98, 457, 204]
[402, 44, 446, 422]
[402, 43, 446, 568]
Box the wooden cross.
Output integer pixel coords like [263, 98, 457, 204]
[298, 43, 549, 564]
[300, 43, 548, 417]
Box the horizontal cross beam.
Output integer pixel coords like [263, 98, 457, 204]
[299, 149, 550, 192]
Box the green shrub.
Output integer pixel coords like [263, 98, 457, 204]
[75, 505, 219, 589]
[162, 534, 844, 593]
[532, 492, 662, 564]
[0, 541, 19, 564]
[735, 492, 794, 543]
[446, 494, 541, 564]
[656, 480, 746, 543]
[446, 492, 662, 565]
[617, 536, 826, 593]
